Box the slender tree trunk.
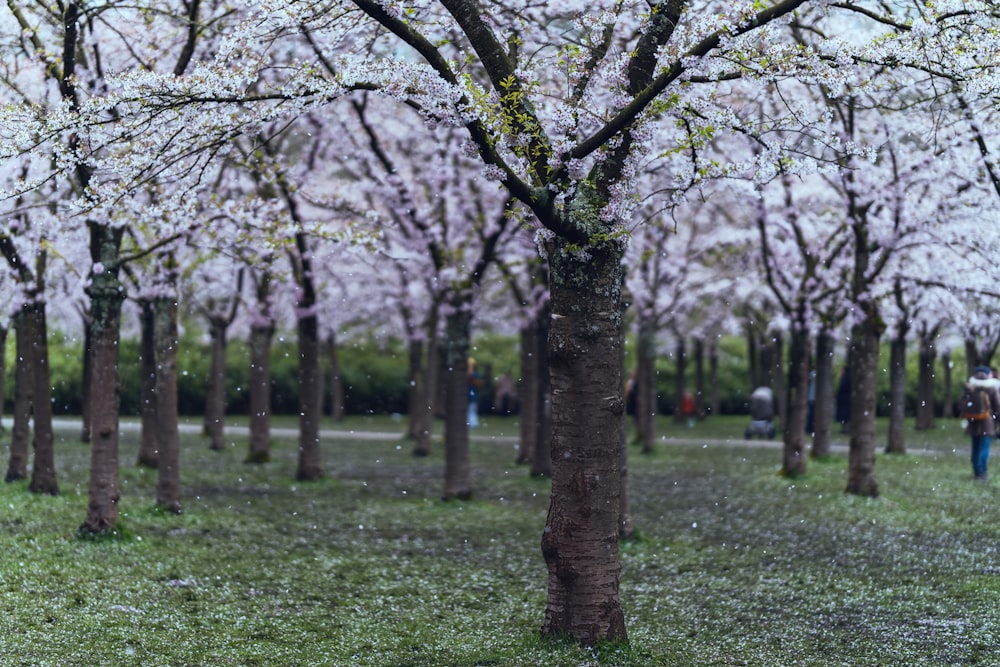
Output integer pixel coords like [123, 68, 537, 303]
[154, 295, 181, 513]
[694, 337, 705, 418]
[517, 321, 539, 465]
[406, 337, 424, 440]
[28, 296, 58, 495]
[246, 320, 274, 464]
[530, 302, 552, 479]
[781, 324, 809, 477]
[942, 350, 954, 418]
[327, 332, 345, 422]
[672, 337, 686, 421]
[964, 338, 979, 380]
[79, 310, 92, 443]
[846, 317, 881, 497]
[811, 330, 835, 459]
[635, 313, 656, 452]
[540, 239, 626, 644]
[204, 318, 227, 451]
[5, 308, 32, 483]
[0, 326, 6, 433]
[915, 335, 936, 429]
[442, 299, 472, 500]
[771, 333, 787, 431]
[411, 308, 440, 457]
[80, 225, 125, 535]
[886, 333, 907, 454]
[136, 298, 159, 468]
[708, 340, 720, 416]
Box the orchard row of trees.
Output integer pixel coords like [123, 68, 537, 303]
[4, 0, 1000, 646]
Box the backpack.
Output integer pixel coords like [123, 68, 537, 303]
[960, 384, 992, 421]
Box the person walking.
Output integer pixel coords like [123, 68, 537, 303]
[960, 365, 1000, 481]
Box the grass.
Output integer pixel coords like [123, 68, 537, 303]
[0, 414, 995, 666]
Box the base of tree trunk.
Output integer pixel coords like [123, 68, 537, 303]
[156, 501, 183, 515]
[412, 445, 431, 457]
[244, 451, 271, 464]
[136, 455, 159, 469]
[441, 490, 473, 502]
[5, 471, 26, 483]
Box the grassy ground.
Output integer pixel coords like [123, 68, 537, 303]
[1, 414, 996, 666]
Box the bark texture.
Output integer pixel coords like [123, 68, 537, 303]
[246, 319, 274, 464]
[810, 330, 835, 459]
[540, 238, 626, 644]
[885, 333, 907, 454]
[846, 318, 881, 497]
[442, 302, 472, 500]
[203, 317, 228, 450]
[781, 325, 809, 478]
[27, 298, 58, 495]
[915, 332, 937, 429]
[136, 299, 159, 468]
[154, 296, 182, 513]
[5, 308, 32, 483]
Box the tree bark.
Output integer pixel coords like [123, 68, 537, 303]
[27, 296, 58, 495]
[635, 313, 656, 452]
[942, 350, 955, 418]
[540, 238, 626, 645]
[296, 307, 323, 480]
[5, 308, 32, 483]
[885, 333, 907, 454]
[246, 320, 274, 464]
[203, 316, 228, 451]
[846, 317, 881, 497]
[811, 330, 835, 459]
[781, 324, 808, 477]
[154, 295, 182, 513]
[79, 308, 92, 443]
[80, 225, 126, 535]
[136, 298, 159, 468]
[915, 333, 937, 429]
[516, 321, 539, 465]
[770, 333, 787, 431]
[442, 299, 473, 500]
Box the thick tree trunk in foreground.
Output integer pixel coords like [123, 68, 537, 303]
[137, 299, 159, 468]
[246, 320, 274, 464]
[885, 333, 907, 454]
[5, 308, 32, 482]
[154, 296, 182, 513]
[915, 335, 937, 429]
[811, 330, 835, 459]
[28, 298, 58, 495]
[80, 226, 125, 535]
[781, 324, 809, 478]
[442, 302, 472, 500]
[846, 318, 881, 497]
[540, 239, 626, 644]
[203, 317, 228, 451]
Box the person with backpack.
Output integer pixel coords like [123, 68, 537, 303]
[960, 365, 1000, 481]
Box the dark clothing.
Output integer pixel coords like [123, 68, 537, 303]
[963, 373, 1000, 479]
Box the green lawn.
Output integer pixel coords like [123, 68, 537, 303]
[0, 414, 993, 666]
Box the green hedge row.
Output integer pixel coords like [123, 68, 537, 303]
[0, 329, 968, 418]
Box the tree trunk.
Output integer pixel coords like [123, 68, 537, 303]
[964, 338, 979, 379]
[516, 321, 539, 465]
[770, 333, 787, 431]
[406, 337, 424, 440]
[5, 308, 32, 483]
[27, 297, 58, 495]
[915, 335, 936, 429]
[0, 326, 6, 434]
[442, 300, 472, 500]
[540, 238, 626, 645]
[154, 295, 182, 513]
[672, 337, 686, 421]
[79, 309, 92, 443]
[708, 340, 720, 416]
[885, 333, 907, 454]
[694, 337, 705, 418]
[942, 350, 954, 418]
[811, 330, 835, 459]
[846, 317, 881, 497]
[327, 332, 345, 422]
[203, 317, 227, 450]
[296, 308, 323, 480]
[781, 324, 808, 477]
[80, 225, 125, 535]
[246, 320, 274, 464]
[530, 302, 552, 479]
[136, 298, 159, 468]
[635, 313, 656, 452]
